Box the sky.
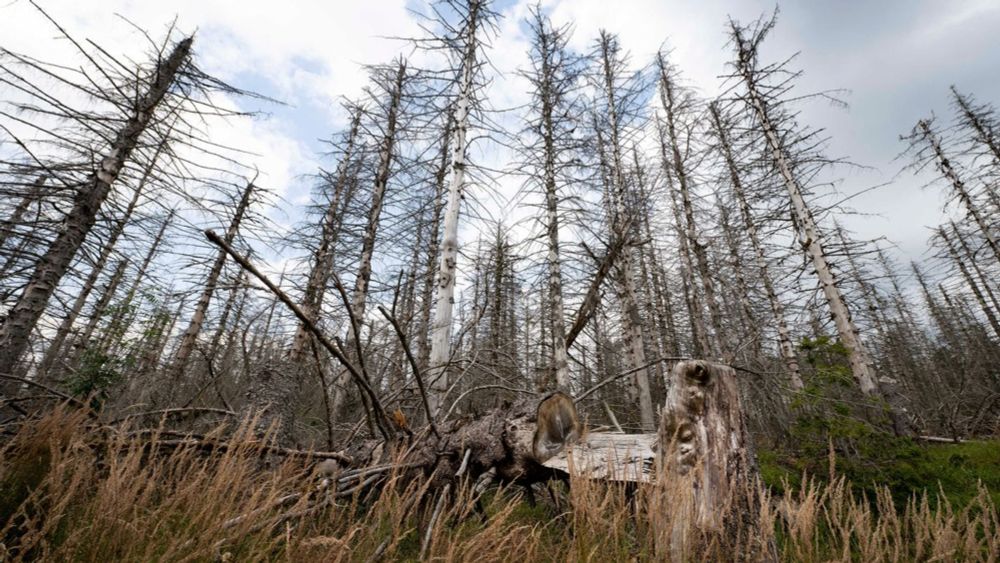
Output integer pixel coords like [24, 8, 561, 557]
[1, 0, 998, 273]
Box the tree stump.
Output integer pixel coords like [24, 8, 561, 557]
[657, 360, 772, 560]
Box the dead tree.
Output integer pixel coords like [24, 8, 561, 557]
[657, 53, 725, 359]
[518, 7, 583, 392]
[36, 146, 162, 379]
[592, 31, 655, 430]
[938, 226, 1000, 340]
[98, 210, 174, 357]
[289, 105, 364, 363]
[656, 360, 770, 560]
[0, 36, 192, 379]
[727, 16, 902, 425]
[425, 0, 497, 415]
[171, 180, 255, 378]
[416, 110, 454, 371]
[906, 118, 1000, 263]
[951, 86, 1000, 168]
[330, 60, 409, 418]
[708, 103, 801, 387]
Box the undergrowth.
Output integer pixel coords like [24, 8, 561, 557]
[1, 407, 997, 561]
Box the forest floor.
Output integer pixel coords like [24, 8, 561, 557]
[758, 438, 1000, 509]
[1, 408, 998, 561]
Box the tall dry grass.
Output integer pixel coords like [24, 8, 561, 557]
[1, 408, 997, 561]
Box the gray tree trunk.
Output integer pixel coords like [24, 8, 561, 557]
[733, 41, 887, 404]
[0, 37, 191, 379]
[288, 107, 363, 362]
[917, 119, 1000, 263]
[331, 61, 407, 418]
[171, 179, 255, 377]
[428, 1, 481, 416]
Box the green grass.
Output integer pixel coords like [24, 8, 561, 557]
[759, 438, 1000, 508]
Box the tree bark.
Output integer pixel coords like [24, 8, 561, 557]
[656, 360, 771, 560]
[171, 179, 254, 377]
[0, 37, 191, 379]
[538, 30, 571, 392]
[428, 1, 481, 416]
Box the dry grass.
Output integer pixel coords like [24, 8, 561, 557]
[1, 408, 997, 562]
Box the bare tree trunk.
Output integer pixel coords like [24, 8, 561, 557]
[0, 176, 45, 251]
[940, 227, 1000, 339]
[658, 55, 724, 359]
[417, 115, 453, 372]
[733, 39, 884, 403]
[712, 108, 803, 387]
[331, 61, 407, 418]
[717, 197, 761, 361]
[207, 272, 244, 358]
[666, 178, 710, 358]
[916, 119, 1000, 263]
[950, 221, 1000, 314]
[0, 38, 191, 378]
[289, 107, 363, 362]
[428, 1, 481, 416]
[541, 89, 570, 391]
[99, 210, 174, 356]
[656, 360, 770, 561]
[596, 32, 655, 431]
[74, 258, 129, 354]
[171, 179, 255, 377]
[36, 173, 149, 379]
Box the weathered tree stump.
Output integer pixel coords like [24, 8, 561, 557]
[657, 360, 772, 560]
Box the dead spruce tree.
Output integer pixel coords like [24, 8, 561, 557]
[422, 0, 499, 416]
[0, 9, 267, 395]
[707, 102, 803, 387]
[937, 225, 1000, 340]
[170, 180, 256, 378]
[904, 117, 1000, 264]
[656, 53, 725, 359]
[35, 139, 167, 380]
[726, 14, 909, 432]
[288, 104, 365, 364]
[329, 59, 412, 418]
[591, 31, 655, 430]
[516, 7, 583, 392]
[0, 33, 192, 380]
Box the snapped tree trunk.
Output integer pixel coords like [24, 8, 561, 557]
[656, 360, 772, 561]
